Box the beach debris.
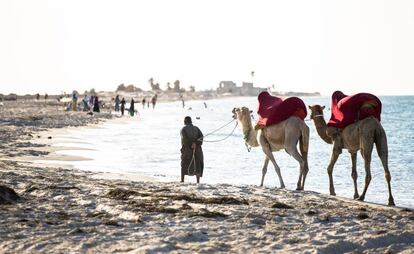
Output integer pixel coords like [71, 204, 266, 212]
[157, 207, 179, 214]
[68, 228, 86, 235]
[47, 136, 52, 139]
[376, 230, 388, 235]
[152, 187, 171, 193]
[181, 203, 192, 210]
[107, 188, 139, 200]
[103, 219, 120, 227]
[306, 209, 318, 216]
[0, 185, 20, 205]
[189, 208, 228, 218]
[24, 184, 39, 193]
[318, 215, 330, 222]
[128, 200, 179, 214]
[47, 184, 79, 190]
[204, 196, 248, 205]
[250, 217, 266, 225]
[29, 116, 43, 121]
[156, 193, 248, 205]
[358, 207, 368, 212]
[271, 201, 294, 209]
[357, 213, 370, 220]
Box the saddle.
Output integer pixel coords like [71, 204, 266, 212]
[256, 92, 307, 127]
[327, 91, 382, 129]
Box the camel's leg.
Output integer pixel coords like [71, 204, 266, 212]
[260, 157, 270, 187]
[298, 141, 309, 190]
[375, 127, 395, 206]
[359, 139, 374, 202]
[262, 146, 285, 188]
[286, 146, 305, 190]
[259, 133, 285, 188]
[350, 152, 359, 199]
[379, 155, 395, 206]
[327, 149, 340, 196]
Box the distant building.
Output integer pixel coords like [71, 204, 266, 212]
[217, 81, 240, 95]
[241, 82, 266, 96]
[217, 81, 266, 96]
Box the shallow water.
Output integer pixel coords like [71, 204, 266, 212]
[47, 96, 414, 208]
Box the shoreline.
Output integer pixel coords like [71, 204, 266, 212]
[0, 99, 413, 253]
[23, 121, 414, 211]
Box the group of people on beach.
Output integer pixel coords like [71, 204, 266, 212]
[114, 94, 158, 116]
[67, 92, 101, 113]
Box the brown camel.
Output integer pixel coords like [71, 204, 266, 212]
[232, 107, 309, 190]
[308, 105, 395, 206]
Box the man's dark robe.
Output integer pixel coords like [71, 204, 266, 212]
[180, 124, 204, 177]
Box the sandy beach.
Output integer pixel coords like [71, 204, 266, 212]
[1, 99, 413, 253]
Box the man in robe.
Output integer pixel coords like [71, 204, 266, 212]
[180, 116, 204, 183]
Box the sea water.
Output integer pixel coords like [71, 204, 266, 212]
[47, 96, 414, 208]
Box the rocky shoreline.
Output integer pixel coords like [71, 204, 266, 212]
[0, 100, 413, 253]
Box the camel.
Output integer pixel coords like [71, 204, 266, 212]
[232, 107, 309, 190]
[308, 105, 395, 206]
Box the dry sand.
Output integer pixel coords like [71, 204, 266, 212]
[0, 99, 413, 253]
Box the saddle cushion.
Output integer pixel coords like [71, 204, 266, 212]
[256, 91, 307, 126]
[327, 91, 382, 129]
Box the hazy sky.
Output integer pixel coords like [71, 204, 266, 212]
[1, 0, 413, 95]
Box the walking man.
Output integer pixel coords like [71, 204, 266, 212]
[180, 116, 204, 183]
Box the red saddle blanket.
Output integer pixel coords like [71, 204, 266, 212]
[327, 91, 382, 129]
[256, 92, 307, 126]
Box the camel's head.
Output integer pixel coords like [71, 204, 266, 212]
[308, 105, 325, 120]
[232, 107, 253, 125]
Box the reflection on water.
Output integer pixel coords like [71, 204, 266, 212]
[47, 96, 414, 208]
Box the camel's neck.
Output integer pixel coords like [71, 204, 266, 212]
[312, 116, 333, 144]
[240, 119, 259, 147]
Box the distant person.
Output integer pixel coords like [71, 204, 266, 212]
[82, 94, 89, 111]
[180, 116, 204, 183]
[203, 102, 207, 108]
[115, 95, 120, 112]
[44, 93, 48, 100]
[36, 93, 40, 100]
[72, 92, 78, 111]
[147, 100, 150, 108]
[120, 97, 126, 116]
[151, 95, 157, 109]
[182, 99, 185, 108]
[129, 98, 135, 116]
[89, 96, 94, 112]
[93, 96, 100, 112]
[141, 98, 146, 109]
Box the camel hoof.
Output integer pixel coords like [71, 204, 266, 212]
[296, 187, 303, 191]
[358, 196, 365, 201]
[280, 186, 286, 189]
[330, 192, 336, 196]
[388, 199, 395, 206]
[353, 194, 360, 199]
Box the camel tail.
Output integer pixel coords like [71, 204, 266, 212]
[374, 123, 388, 161]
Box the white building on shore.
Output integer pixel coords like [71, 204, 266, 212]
[217, 81, 266, 96]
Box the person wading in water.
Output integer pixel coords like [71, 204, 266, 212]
[180, 116, 204, 183]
